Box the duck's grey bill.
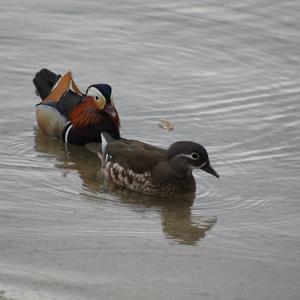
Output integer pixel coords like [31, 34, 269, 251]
[202, 163, 220, 178]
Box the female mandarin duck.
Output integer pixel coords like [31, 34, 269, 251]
[90, 136, 220, 197]
[34, 68, 120, 145]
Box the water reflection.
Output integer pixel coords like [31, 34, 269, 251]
[34, 129, 216, 245]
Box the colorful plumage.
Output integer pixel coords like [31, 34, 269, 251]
[34, 68, 219, 197]
[33, 69, 120, 145]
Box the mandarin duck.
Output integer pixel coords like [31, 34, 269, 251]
[33, 68, 120, 145]
[88, 136, 219, 197]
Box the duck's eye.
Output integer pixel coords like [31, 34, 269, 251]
[95, 96, 99, 101]
[191, 152, 199, 160]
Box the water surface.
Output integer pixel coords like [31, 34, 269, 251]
[0, 0, 300, 299]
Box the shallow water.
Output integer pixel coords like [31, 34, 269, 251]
[1, 0, 300, 299]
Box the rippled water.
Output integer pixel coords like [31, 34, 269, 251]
[1, 0, 300, 299]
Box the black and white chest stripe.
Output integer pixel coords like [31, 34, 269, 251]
[61, 121, 73, 143]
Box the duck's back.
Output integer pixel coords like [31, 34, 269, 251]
[104, 139, 196, 196]
[106, 139, 167, 173]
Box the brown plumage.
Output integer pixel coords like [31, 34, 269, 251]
[42, 71, 82, 104]
[102, 139, 219, 196]
[69, 97, 105, 128]
[69, 97, 120, 129]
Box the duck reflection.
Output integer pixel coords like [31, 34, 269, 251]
[34, 129, 216, 245]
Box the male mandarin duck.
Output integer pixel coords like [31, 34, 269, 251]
[34, 68, 120, 145]
[89, 136, 219, 197]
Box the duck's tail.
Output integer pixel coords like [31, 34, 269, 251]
[33, 68, 83, 101]
[34, 68, 84, 118]
[33, 68, 61, 100]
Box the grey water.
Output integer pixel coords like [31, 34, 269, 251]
[0, 0, 300, 299]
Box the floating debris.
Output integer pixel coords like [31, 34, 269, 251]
[159, 119, 174, 131]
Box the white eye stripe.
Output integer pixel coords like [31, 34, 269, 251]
[177, 153, 199, 160]
[176, 154, 207, 167]
[87, 87, 106, 101]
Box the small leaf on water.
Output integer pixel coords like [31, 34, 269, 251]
[158, 119, 174, 131]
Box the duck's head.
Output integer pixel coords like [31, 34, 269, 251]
[70, 83, 120, 129]
[168, 141, 219, 178]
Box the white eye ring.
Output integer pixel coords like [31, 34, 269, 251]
[95, 95, 100, 101]
[191, 152, 199, 160]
